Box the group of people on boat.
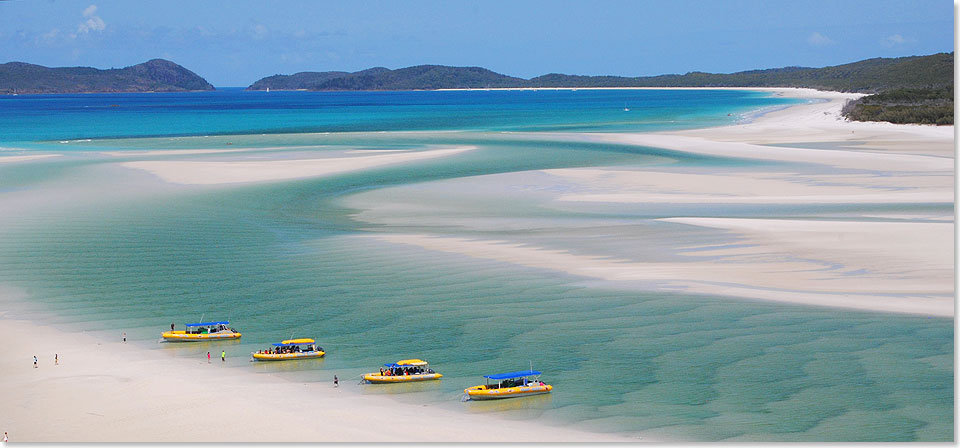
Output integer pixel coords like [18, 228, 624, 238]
[379, 365, 433, 376]
[258, 344, 321, 355]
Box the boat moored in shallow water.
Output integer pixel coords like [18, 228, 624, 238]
[463, 370, 552, 400]
[252, 338, 325, 361]
[161, 321, 241, 342]
[362, 359, 442, 383]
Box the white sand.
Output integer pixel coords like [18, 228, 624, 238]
[368, 231, 952, 317]
[0, 154, 61, 163]
[101, 148, 255, 157]
[121, 146, 473, 185]
[551, 168, 953, 204]
[0, 317, 636, 442]
[361, 87, 954, 317]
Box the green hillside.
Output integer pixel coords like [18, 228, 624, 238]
[0, 59, 214, 94]
[249, 53, 953, 94]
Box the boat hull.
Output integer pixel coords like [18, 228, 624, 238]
[363, 373, 442, 383]
[252, 351, 325, 361]
[464, 384, 552, 400]
[161, 331, 241, 342]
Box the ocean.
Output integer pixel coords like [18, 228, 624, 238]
[0, 88, 951, 441]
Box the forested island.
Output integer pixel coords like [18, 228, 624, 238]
[0, 59, 214, 94]
[249, 53, 953, 125]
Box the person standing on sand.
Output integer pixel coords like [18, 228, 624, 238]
[3, 431, 8, 442]
[334, 375, 339, 387]
[207, 352, 211, 363]
[55, 353, 58, 365]
[33, 355, 37, 368]
[221, 350, 226, 362]
[122, 332, 126, 343]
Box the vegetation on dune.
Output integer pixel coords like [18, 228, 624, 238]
[841, 86, 954, 125]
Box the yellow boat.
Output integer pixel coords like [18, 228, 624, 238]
[161, 321, 241, 342]
[252, 338, 325, 361]
[362, 359, 443, 383]
[463, 370, 552, 400]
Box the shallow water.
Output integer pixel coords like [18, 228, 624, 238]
[0, 89, 951, 441]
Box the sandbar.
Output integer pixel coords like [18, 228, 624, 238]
[358, 87, 954, 317]
[122, 146, 473, 185]
[367, 231, 953, 317]
[0, 154, 61, 164]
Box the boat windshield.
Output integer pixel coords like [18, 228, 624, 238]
[482, 370, 544, 388]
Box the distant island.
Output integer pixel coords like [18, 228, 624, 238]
[0, 59, 214, 94]
[248, 53, 952, 93]
[249, 52, 953, 125]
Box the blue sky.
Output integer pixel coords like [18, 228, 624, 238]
[0, 0, 953, 86]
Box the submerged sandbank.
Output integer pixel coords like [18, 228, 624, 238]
[366, 230, 952, 317]
[0, 154, 61, 163]
[353, 87, 953, 317]
[121, 146, 473, 185]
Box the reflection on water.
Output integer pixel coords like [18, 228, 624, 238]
[250, 357, 327, 374]
[464, 393, 554, 415]
[359, 381, 444, 395]
[159, 339, 244, 358]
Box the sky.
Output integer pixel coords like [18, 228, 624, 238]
[0, 0, 954, 86]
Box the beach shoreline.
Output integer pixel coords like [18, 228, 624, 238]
[0, 314, 642, 442]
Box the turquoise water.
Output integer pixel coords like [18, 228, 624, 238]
[0, 89, 951, 441]
[0, 88, 787, 145]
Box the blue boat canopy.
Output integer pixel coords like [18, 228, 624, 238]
[185, 321, 229, 327]
[484, 370, 542, 380]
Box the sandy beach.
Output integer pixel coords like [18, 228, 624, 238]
[0, 317, 636, 442]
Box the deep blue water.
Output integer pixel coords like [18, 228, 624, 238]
[0, 87, 796, 145]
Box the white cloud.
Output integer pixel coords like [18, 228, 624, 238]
[75, 4, 106, 35]
[252, 24, 267, 40]
[881, 34, 915, 47]
[807, 31, 833, 47]
[37, 28, 60, 45]
[806, 32, 833, 46]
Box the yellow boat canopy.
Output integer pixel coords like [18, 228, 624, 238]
[395, 359, 428, 366]
[280, 338, 315, 345]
